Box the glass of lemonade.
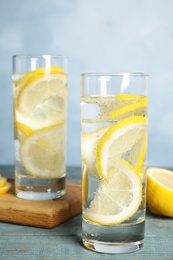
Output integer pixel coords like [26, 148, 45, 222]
[80, 72, 148, 254]
[13, 54, 68, 200]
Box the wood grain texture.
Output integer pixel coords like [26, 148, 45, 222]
[0, 182, 82, 228]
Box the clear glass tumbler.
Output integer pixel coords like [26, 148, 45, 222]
[80, 72, 148, 254]
[13, 54, 68, 200]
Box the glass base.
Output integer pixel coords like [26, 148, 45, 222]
[15, 172, 66, 200]
[15, 189, 66, 200]
[83, 239, 144, 254]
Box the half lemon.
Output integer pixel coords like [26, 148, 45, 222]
[147, 167, 173, 217]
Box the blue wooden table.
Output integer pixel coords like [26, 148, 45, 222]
[0, 166, 173, 259]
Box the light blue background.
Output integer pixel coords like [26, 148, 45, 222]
[0, 0, 173, 168]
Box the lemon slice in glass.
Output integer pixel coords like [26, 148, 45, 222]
[81, 126, 109, 178]
[20, 123, 65, 179]
[81, 94, 147, 123]
[96, 116, 147, 178]
[15, 66, 67, 130]
[83, 161, 142, 225]
[116, 94, 146, 101]
[83, 116, 146, 225]
[13, 66, 66, 98]
[110, 95, 148, 120]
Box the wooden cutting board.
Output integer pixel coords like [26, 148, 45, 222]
[0, 180, 82, 229]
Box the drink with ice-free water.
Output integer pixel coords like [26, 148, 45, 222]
[13, 55, 68, 200]
[80, 73, 148, 254]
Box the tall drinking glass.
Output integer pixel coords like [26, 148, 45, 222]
[13, 54, 68, 200]
[80, 73, 148, 254]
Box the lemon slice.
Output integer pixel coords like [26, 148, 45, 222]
[14, 67, 67, 130]
[96, 116, 147, 178]
[0, 176, 7, 188]
[13, 66, 65, 97]
[147, 167, 173, 217]
[0, 182, 12, 194]
[20, 123, 65, 179]
[116, 94, 146, 101]
[81, 126, 109, 177]
[81, 94, 147, 123]
[110, 97, 147, 119]
[83, 162, 142, 225]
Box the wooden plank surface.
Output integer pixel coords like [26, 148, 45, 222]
[0, 181, 82, 228]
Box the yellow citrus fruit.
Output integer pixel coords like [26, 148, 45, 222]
[0, 176, 7, 188]
[14, 66, 67, 130]
[116, 93, 146, 101]
[81, 94, 147, 123]
[13, 66, 65, 93]
[81, 126, 109, 178]
[96, 116, 147, 178]
[0, 182, 12, 194]
[147, 167, 173, 217]
[110, 95, 148, 120]
[20, 123, 66, 179]
[83, 161, 142, 225]
[83, 116, 147, 225]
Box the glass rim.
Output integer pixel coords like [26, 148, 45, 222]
[13, 54, 68, 59]
[80, 72, 148, 77]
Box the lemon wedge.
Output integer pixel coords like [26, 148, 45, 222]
[81, 126, 109, 178]
[83, 161, 142, 225]
[96, 116, 147, 178]
[147, 167, 173, 217]
[20, 123, 66, 179]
